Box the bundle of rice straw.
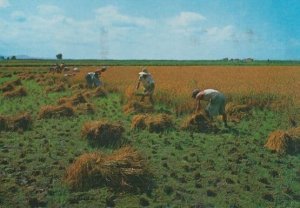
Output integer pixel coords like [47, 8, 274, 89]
[123, 101, 154, 114]
[83, 87, 107, 98]
[58, 93, 87, 106]
[0, 78, 22, 93]
[81, 120, 125, 146]
[265, 127, 300, 154]
[181, 112, 217, 133]
[131, 114, 173, 132]
[38, 105, 75, 119]
[3, 87, 27, 98]
[0, 113, 32, 131]
[65, 146, 151, 191]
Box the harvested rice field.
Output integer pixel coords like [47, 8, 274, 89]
[0, 64, 299, 207]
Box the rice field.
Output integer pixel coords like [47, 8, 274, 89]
[73, 65, 300, 114]
[0, 64, 299, 207]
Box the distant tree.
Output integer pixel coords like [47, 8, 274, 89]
[56, 53, 63, 60]
[11, 56, 16, 60]
[0, 56, 4, 60]
[7, 57, 10, 60]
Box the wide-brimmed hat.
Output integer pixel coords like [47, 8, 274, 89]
[192, 89, 200, 98]
[138, 72, 148, 76]
[139, 67, 149, 76]
[95, 69, 102, 73]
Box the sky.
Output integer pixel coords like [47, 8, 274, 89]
[0, 0, 300, 60]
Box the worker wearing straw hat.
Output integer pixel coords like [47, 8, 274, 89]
[85, 66, 107, 88]
[136, 68, 155, 104]
[192, 88, 228, 127]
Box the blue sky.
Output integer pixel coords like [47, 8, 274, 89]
[0, 0, 299, 60]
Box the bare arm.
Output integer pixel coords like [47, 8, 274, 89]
[136, 80, 140, 90]
[195, 92, 204, 113]
[195, 99, 201, 112]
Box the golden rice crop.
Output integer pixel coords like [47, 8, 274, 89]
[65, 66, 300, 114]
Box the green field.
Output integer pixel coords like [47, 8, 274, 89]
[0, 69, 299, 208]
[1, 59, 300, 67]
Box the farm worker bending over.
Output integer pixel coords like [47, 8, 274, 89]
[85, 66, 107, 88]
[136, 68, 155, 104]
[192, 88, 228, 127]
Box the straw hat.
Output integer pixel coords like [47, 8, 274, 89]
[95, 69, 102, 73]
[139, 67, 149, 76]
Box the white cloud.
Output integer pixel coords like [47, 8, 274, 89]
[37, 4, 63, 15]
[0, 0, 9, 8]
[0, 4, 156, 58]
[204, 25, 236, 41]
[95, 6, 153, 28]
[0, 4, 268, 59]
[168, 11, 206, 27]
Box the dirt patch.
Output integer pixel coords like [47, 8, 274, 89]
[131, 114, 173, 132]
[181, 112, 218, 133]
[3, 87, 27, 98]
[38, 104, 75, 119]
[81, 120, 125, 147]
[265, 128, 300, 154]
[0, 113, 32, 131]
[225, 102, 252, 122]
[65, 146, 151, 191]
[123, 101, 154, 114]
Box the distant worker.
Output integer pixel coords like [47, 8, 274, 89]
[85, 66, 107, 88]
[136, 68, 155, 104]
[49, 64, 57, 73]
[50, 63, 59, 73]
[60, 63, 67, 72]
[73, 67, 80, 72]
[192, 88, 228, 127]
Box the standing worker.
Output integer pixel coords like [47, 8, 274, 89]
[192, 88, 228, 127]
[136, 68, 155, 104]
[85, 66, 107, 88]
